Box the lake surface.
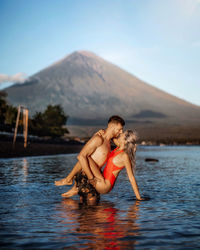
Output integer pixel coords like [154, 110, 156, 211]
[0, 146, 200, 249]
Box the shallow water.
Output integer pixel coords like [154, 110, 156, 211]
[0, 146, 200, 249]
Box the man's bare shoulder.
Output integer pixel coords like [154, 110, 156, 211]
[78, 134, 104, 157]
[87, 134, 104, 146]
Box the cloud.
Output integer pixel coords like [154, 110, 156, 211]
[0, 73, 27, 85]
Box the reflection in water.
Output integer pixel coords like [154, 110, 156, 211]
[56, 199, 141, 249]
[22, 158, 28, 183]
[9, 158, 29, 184]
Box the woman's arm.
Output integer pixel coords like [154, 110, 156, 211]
[124, 153, 142, 200]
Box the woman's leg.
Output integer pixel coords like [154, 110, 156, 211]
[61, 183, 78, 198]
[54, 161, 82, 186]
[87, 157, 111, 193]
[87, 157, 105, 181]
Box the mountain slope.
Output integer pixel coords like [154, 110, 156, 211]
[5, 51, 200, 125]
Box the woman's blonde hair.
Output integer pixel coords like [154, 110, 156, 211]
[124, 130, 138, 172]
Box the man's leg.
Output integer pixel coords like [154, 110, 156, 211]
[55, 161, 82, 186]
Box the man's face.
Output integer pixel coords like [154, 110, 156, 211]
[113, 123, 123, 138]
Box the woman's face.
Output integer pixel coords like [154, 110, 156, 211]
[118, 132, 126, 146]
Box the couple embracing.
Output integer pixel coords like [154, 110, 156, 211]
[55, 115, 143, 205]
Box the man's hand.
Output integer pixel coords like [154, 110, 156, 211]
[88, 177, 97, 187]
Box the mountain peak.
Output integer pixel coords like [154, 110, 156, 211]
[66, 50, 102, 62]
[40, 50, 99, 70]
[74, 50, 99, 57]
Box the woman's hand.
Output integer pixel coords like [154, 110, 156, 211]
[136, 196, 150, 201]
[136, 197, 145, 201]
[95, 129, 105, 137]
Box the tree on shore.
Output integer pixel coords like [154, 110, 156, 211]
[29, 104, 69, 137]
[0, 91, 17, 129]
[0, 91, 7, 124]
[0, 91, 69, 137]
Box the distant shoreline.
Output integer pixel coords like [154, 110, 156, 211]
[0, 137, 84, 159]
[0, 138, 199, 159]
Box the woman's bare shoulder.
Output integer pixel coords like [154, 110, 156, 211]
[120, 151, 130, 162]
[118, 151, 129, 160]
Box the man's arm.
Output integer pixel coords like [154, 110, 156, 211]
[123, 153, 142, 200]
[77, 135, 103, 180]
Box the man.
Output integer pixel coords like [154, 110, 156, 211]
[55, 115, 125, 200]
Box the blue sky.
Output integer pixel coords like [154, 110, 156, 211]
[0, 0, 200, 105]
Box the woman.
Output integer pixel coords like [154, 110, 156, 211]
[83, 130, 142, 200]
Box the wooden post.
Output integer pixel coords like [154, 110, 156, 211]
[13, 105, 21, 148]
[24, 109, 28, 148]
[13, 106, 29, 149]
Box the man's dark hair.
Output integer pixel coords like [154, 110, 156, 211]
[108, 115, 125, 126]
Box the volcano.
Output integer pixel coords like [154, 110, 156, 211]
[5, 51, 200, 127]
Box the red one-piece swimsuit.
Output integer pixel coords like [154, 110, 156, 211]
[103, 147, 125, 191]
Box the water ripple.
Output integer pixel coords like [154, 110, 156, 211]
[0, 146, 200, 249]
